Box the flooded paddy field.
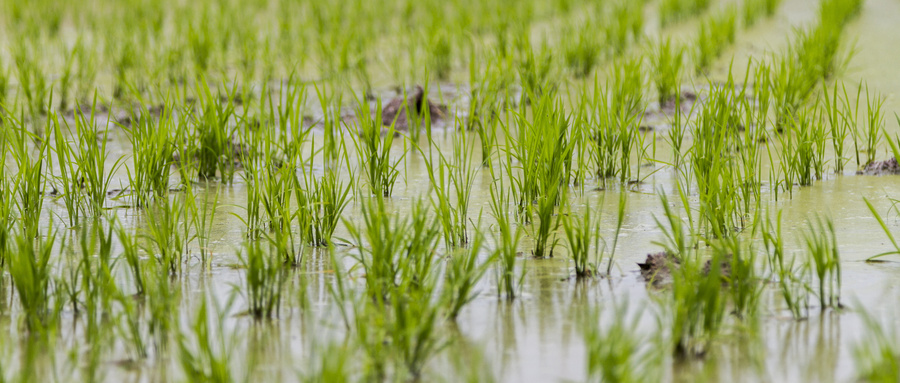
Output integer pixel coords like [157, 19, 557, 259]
[1, 0, 900, 381]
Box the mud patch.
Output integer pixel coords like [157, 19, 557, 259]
[380, 85, 448, 131]
[858, 157, 900, 175]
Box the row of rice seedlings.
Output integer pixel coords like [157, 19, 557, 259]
[694, 7, 737, 74]
[419, 124, 478, 248]
[660, 0, 711, 26]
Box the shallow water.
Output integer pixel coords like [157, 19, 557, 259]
[6, 0, 900, 382]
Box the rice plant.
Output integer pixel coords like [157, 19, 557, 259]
[9, 222, 58, 332]
[862, 86, 885, 167]
[239, 240, 286, 320]
[443, 231, 491, 320]
[563, 205, 601, 278]
[125, 101, 176, 208]
[113, 217, 143, 296]
[853, 306, 900, 383]
[419, 126, 477, 248]
[669, 249, 728, 357]
[71, 97, 125, 216]
[194, 81, 239, 183]
[296, 157, 352, 248]
[178, 294, 237, 383]
[822, 82, 853, 173]
[651, 38, 684, 107]
[9, 117, 49, 238]
[660, 0, 711, 26]
[489, 182, 524, 300]
[802, 214, 841, 311]
[582, 302, 664, 381]
[694, 9, 737, 74]
[350, 96, 404, 198]
[761, 209, 810, 319]
[143, 195, 191, 275]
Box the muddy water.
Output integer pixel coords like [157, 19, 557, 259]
[20, 0, 900, 382]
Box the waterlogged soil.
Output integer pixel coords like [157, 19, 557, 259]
[13, 0, 900, 382]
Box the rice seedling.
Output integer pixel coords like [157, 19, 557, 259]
[690, 81, 742, 237]
[71, 96, 126, 216]
[582, 302, 664, 382]
[239, 240, 287, 320]
[190, 188, 219, 269]
[761, 209, 810, 319]
[349, 96, 404, 198]
[714, 234, 763, 321]
[864, 197, 900, 261]
[563, 22, 602, 79]
[489, 182, 524, 300]
[194, 81, 239, 183]
[802, 214, 841, 311]
[660, 0, 711, 26]
[143, 195, 191, 275]
[124, 100, 176, 208]
[694, 8, 737, 74]
[50, 112, 86, 226]
[852, 305, 900, 383]
[862, 86, 885, 167]
[607, 1, 644, 56]
[651, 38, 684, 107]
[418, 126, 478, 248]
[113, 217, 144, 296]
[9, 222, 58, 332]
[8, 116, 49, 238]
[563, 205, 601, 278]
[385, 270, 446, 380]
[345, 197, 408, 301]
[443, 230, 491, 320]
[178, 294, 237, 383]
[296, 163, 352, 249]
[590, 67, 643, 184]
[822, 82, 852, 173]
[669, 249, 728, 357]
[743, 0, 782, 26]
